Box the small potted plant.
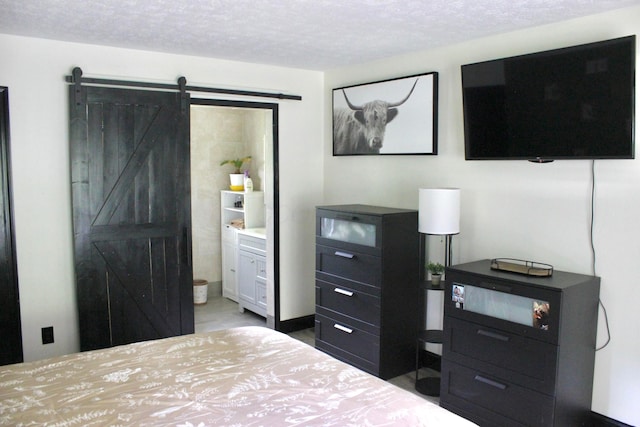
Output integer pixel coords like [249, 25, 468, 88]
[427, 261, 445, 285]
[220, 156, 251, 190]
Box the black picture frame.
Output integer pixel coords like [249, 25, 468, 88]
[332, 72, 438, 156]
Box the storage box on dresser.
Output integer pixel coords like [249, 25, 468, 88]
[314, 205, 420, 380]
[440, 259, 600, 427]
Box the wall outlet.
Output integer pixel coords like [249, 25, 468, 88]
[41, 326, 54, 344]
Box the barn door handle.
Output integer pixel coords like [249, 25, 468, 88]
[334, 251, 355, 259]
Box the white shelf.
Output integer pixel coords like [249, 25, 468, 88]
[224, 207, 244, 213]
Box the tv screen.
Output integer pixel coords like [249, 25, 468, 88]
[462, 36, 635, 161]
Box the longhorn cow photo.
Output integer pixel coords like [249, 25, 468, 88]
[332, 72, 438, 156]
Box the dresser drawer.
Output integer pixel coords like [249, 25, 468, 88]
[316, 278, 380, 327]
[315, 312, 379, 368]
[443, 316, 557, 395]
[316, 208, 382, 255]
[316, 244, 381, 286]
[445, 270, 561, 345]
[441, 360, 555, 426]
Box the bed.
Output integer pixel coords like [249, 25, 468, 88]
[0, 326, 476, 426]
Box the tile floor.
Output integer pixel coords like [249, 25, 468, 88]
[194, 294, 267, 333]
[194, 295, 439, 404]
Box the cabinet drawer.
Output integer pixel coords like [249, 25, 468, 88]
[443, 316, 557, 395]
[256, 280, 267, 311]
[238, 233, 266, 256]
[316, 279, 380, 327]
[315, 312, 379, 368]
[316, 244, 380, 286]
[441, 360, 555, 426]
[256, 257, 267, 280]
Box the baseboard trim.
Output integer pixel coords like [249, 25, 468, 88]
[589, 411, 633, 427]
[277, 315, 315, 333]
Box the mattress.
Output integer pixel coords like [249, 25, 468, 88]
[0, 326, 476, 426]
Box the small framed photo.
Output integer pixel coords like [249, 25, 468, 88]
[333, 72, 438, 156]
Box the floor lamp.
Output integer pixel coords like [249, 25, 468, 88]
[415, 188, 460, 396]
[418, 188, 461, 271]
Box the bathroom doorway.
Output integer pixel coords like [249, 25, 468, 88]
[190, 98, 280, 330]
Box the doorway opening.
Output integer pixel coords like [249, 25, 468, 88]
[190, 98, 280, 331]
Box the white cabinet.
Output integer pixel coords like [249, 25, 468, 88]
[220, 191, 264, 302]
[237, 231, 267, 317]
[221, 232, 238, 301]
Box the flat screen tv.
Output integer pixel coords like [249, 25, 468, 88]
[462, 35, 635, 161]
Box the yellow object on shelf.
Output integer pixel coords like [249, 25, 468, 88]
[230, 185, 244, 191]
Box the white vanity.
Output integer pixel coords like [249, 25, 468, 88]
[236, 228, 267, 318]
[220, 191, 264, 302]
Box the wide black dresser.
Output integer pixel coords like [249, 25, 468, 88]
[440, 259, 600, 426]
[314, 204, 420, 379]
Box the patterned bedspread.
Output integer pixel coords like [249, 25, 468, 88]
[0, 326, 476, 426]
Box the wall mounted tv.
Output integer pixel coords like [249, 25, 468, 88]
[462, 35, 635, 161]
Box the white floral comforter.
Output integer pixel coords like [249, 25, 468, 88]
[0, 326, 476, 426]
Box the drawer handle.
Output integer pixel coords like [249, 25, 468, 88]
[334, 251, 355, 259]
[477, 329, 510, 342]
[333, 323, 353, 334]
[334, 288, 354, 297]
[474, 375, 507, 390]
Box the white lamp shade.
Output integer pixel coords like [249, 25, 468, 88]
[418, 188, 460, 235]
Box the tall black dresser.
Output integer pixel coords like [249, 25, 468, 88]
[440, 260, 600, 426]
[315, 205, 420, 380]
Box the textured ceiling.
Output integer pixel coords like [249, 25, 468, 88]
[0, 0, 638, 70]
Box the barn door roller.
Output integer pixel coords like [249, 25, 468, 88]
[65, 67, 302, 102]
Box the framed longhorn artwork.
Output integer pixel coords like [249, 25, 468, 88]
[332, 72, 438, 156]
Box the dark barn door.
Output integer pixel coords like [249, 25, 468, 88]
[0, 87, 22, 365]
[70, 86, 193, 351]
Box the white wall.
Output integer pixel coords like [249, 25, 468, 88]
[324, 6, 640, 425]
[0, 34, 323, 361]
